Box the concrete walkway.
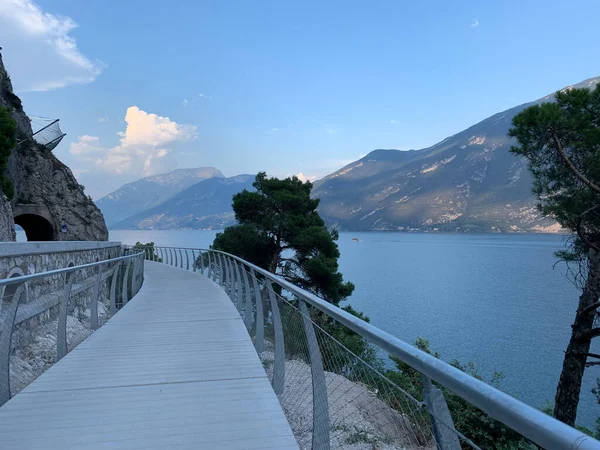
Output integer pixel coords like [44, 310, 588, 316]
[0, 261, 298, 449]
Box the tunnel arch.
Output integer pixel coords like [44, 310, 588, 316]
[14, 214, 55, 241]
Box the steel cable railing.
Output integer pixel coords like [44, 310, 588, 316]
[0, 248, 145, 405]
[142, 245, 600, 450]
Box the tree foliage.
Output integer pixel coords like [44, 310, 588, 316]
[386, 339, 535, 449]
[509, 85, 600, 256]
[213, 172, 354, 306]
[509, 84, 600, 427]
[134, 241, 162, 262]
[0, 107, 16, 200]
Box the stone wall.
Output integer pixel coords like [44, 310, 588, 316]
[0, 241, 122, 288]
[0, 242, 145, 396]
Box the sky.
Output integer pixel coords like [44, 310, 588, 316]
[1, 0, 599, 199]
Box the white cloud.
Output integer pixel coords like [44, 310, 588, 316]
[97, 116, 109, 123]
[69, 135, 104, 155]
[198, 93, 213, 99]
[0, 0, 102, 92]
[295, 173, 317, 183]
[292, 154, 367, 182]
[471, 18, 479, 28]
[266, 128, 279, 135]
[70, 106, 197, 177]
[182, 99, 189, 107]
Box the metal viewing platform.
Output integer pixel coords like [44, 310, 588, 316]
[0, 260, 297, 449]
[0, 244, 599, 450]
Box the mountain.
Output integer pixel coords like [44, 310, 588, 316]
[313, 76, 600, 232]
[96, 167, 224, 226]
[111, 175, 254, 230]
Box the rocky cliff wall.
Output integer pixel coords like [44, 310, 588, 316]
[0, 193, 15, 241]
[0, 52, 108, 241]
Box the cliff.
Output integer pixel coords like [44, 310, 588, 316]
[0, 51, 108, 241]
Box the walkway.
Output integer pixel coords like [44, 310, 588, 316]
[0, 261, 298, 449]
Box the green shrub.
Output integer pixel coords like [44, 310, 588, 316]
[0, 107, 16, 199]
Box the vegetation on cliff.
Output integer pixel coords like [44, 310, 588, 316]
[510, 84, 600, 426]
[0, 106, 16, 200]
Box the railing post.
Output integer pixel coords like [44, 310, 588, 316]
[234, 260, 244, 313]
[212, 252, 219, 283]
[185, 249, 190, 271]
[422, 375, 461, 450]
[174, 248, 178, 267]
[207, 251, 212, 279]
[159, 247, 164, 263]
[178, 248, 183, 269]
[223, 255, 231, 292]
[251, 269, 264, 354]
[224, 256, 240, 311]
[213, 253, 226, 287]
[265, 280, 285, 395]
[228, 256, 234, 294]
[121, 258, 131, 307]
[129, 257, 137, 298]
[198, 250, 204, 274]
[0, 284, 25, 405]
[109, 263, 120, 317]
[219, 254, 225, 288]
[57, 272, 76, 361]
[135, 256, 142, 293]
[230, 257, 237, 299]
[242, 265, 253, 331]
[299, 300, 330, 450]
[91, 267, 102, 330]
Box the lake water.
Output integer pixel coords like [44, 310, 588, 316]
[110, 229, 598, 428]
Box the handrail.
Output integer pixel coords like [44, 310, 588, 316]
[0, 247, 146, 406]
[0, 251, 145, 287]
[148, 245, 600, 450]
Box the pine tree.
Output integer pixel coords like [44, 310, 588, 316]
[509, 84, 600, 426]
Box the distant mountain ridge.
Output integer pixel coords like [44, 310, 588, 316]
[111, 175, 255, 230]
[313, 76, 600, 232]
[96, 167, 223, 226]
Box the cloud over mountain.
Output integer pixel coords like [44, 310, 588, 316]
[70, 106, 197, 177]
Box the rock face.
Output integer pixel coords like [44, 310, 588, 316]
[0, 52, 108, 241]
[0, 193, 15, 241]
[313, 76, 600, 232]
[96, 167, 224, 226]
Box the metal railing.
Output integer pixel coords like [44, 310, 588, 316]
[0, 248, 145, 406]
[142, 245, 600, 450]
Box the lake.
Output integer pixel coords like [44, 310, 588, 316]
[110, 229, 598, 428]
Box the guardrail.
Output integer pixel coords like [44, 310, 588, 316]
[0, 248, 145, 406]
[141, 244, 600, 450]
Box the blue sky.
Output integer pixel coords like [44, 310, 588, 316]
[1, 0, 599, 198]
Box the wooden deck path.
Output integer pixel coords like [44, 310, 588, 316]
[0, 261, 298, 449]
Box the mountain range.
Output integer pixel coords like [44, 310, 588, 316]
[95, 75, 599, 232]
[96, 167, 223, 226]
[312, 76, 599, 232]
[111, 175, 254, 230]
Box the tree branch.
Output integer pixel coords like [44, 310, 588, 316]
[581, 300, 600, 316]
[577, 328, 600, 342]
[574, 204, 600, 252]
[552, 133, 600, 194]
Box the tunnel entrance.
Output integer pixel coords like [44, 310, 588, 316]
[14, 214, 55, 241]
